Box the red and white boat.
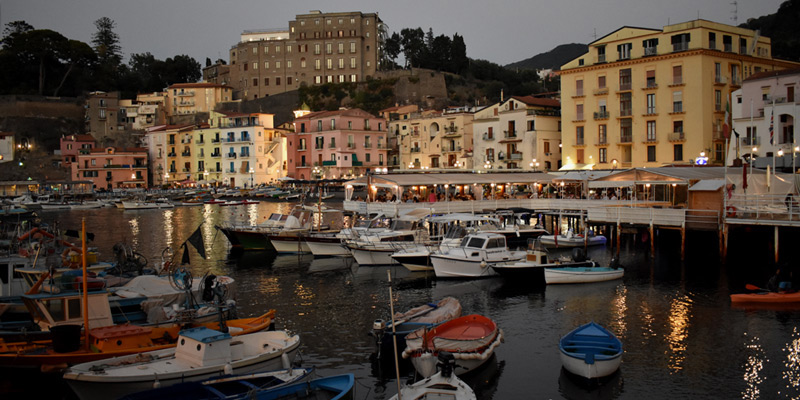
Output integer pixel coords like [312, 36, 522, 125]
[402, 314, 503, 377]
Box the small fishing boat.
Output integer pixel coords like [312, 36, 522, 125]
[491, 239, 601, 282]
[246, 374, 354, 400]
[372, 297, 462, 359]
[539, 230, 607, 248]
[390, 352, 476, 400]
[430, 233, 525, 278]
[402, 314, 503, 378]
[221, 200, 259, 206]
[64, 327, 302, 400]
[544, 256, 623, 284]
[119, 368, 312, 400]
[730, 291, 800, 304]
[560, 322, 622, 380]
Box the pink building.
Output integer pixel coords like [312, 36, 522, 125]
[60, 134, 96, 167]
[288, 109, 388, 179]
[71, 147, 149, 190]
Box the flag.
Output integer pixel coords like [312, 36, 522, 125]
[181, 243, 191, 265]
[769, 110, 774, 145]
[723, 101, 731, 139]
[186, 225, 207, 259]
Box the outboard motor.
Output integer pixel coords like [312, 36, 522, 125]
[202, 274, 217, 302]
[609, 256, 621, 269]
[372, 319, 386, 343]
[437, 351, 456, 378]
[571, 247, 586, 262]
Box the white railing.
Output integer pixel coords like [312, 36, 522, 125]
[726, 194, 800, 223]
[344, 198, 632, 217]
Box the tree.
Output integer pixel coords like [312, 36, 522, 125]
[92, 17, 122, 90]
[52, 39, 96, 96]
[384, 32, 402, 62]
[451, 34, 468, 74]
[430, 34, 452, 71]
[162, 55, 201, 85]
[400, 28, 425, 68]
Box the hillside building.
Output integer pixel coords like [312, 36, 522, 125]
[398, 107, 475, 171]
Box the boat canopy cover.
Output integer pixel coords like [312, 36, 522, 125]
[393, 297, 463, 325]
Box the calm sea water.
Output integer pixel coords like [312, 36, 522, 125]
[3, 202, 799, 400]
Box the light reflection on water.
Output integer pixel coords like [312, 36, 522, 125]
[742, 332, 765, 400]
[29, 205, 800, 400]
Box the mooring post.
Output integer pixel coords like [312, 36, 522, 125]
[616, 222, 621, 256]
[649, 223, 655, 258]
[774, 226, 779, 264]
[680, 225, 686, 261]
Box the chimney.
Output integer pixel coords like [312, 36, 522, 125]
[500, 89, 504, 102]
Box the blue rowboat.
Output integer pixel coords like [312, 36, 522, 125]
[559, 322, 622, 379]
[247, 374, 355, 400]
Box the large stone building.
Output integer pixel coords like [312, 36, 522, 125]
[473, 96, 561, 172]
[559, 19, 798, 169]
[730, 67, 800, 169]
[228, 10, 383, 100]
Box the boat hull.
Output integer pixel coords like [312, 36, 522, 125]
[349, 246, 397, 266]
[730, 291, 800, 304]
[268, 235, 311, 254]
[545, 267, 624, 284]
[559, 322, 622, 379]
[217, 227, 273, 251]
[560, 352, 622, 379]
[539, 235, 607, 248]
[430, 255, 506, 278]
[390, 253, 433, 271]
[306, 237, 350, 257]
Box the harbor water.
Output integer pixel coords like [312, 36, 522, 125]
[3, 202, 799, 400]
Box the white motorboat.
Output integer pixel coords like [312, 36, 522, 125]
[539, 230, 607, 248]
[121, 198, 174, 210]
[491, 239, 601, 283]
[430, 233, 525, 278]
[304, 233, 350, 257]
[346, 209, 430, 266]
[63, 327, 301, 400]
[390, 352, 476, 400]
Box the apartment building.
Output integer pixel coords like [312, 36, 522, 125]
[228, 10, 382, 100]
[215, 112, 280, 187]
[165, 83, 233, 117]
[288, 108, 387, 179]
[71, 147, 149, 190]
[730, 67, 800, 169]
[60, 134, 96, 167]
[559, 19, 798, 169]
[398, 108, 475, 170]
[379, 104, 420, 170]
[85, 91, 121, 143]
[144, 124, 195, 186]
[473, 96, 561, 171]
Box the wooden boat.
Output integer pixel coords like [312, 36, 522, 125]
[730, 291, 800, 304]
[118, 368, 312, 400]
[246, 374, 354, 400]
[545, 265, 623, 284]
[390, 352, 476, 400]
[430, 233, 525, 278]
[402, 314, 503, 378]
[64, 327, 301, 400]
[559, 322, 622, 380]
[372, 297, 462, 359]
[539, 230, 607, 248]
[0, 310, 275, 367]
[221, 200, 259, 206]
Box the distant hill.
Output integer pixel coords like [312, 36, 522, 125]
[740, 0, 800, 62]
[505, 43, 588, 71]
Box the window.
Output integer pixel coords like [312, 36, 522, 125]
[598, 75, 606, 89]
[350, 57, 357, 68]
[647, 121, 656, 141]
[646, 70, 656, 88]
[326, 43, 332, 54]
[646, 94, 656, 114]
[350, 74, 357, 82]
[275, 45, 280, 53]
[275, 61, 281, 69]
[673, 144, 683, 161]
[620, 93, 632, 116]
[672, 65, 683, 85]
[338, 43, 344, 54]
[619, 68, 631, 91]
[326, 58, 332, 69]
[338, 58, 344, 69]
[599, 148, 607, 163]
[264, 61, 270, 69]
[740, 38, 748, 54]
[620, 119, 632, 142]
[715, 90, 722, 111]
[671, 33, 690, 52]
[576, 149, 584, 163]
[597, 45, 606, 63]
[315, 59, 321, 70]
[315, 76, 322, 84]
[715, 63, 722, 83]
[647, 145, 656, 162]
[264, 46, 269, 54]
[264, 78, 269, 86]
[599, 124, 607, 144]
[301, 58, 306, 68]
[350, 42, 356, 53]
[617, 43, 632, 60]
[674, 120, 684, 137]
[276, 77, 281, 85]
[673, 91, 683, 112]
[314, 44, 320, 55]
[287, 60, 292, 68]
[576, 104, 584, 120]
[527, 120, 535, 131]
[709, 32, 716, 50]
[331, 119, 336, 130]
[317, 120, 323, 131]
[253, 62, 258, 70]
[643, 38, 658, 56]
[575, 79, 583, 96]
[723, 35, 732, 52]
[288, 77, 293, 85]
[576, 126, 584, 145]
[252, 78, 258, 87]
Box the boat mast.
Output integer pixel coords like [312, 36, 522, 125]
[387, 270, 403, 399]
[82, 218, 89, 350]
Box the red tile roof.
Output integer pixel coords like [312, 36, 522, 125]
[744, 67, 800, 82]
[295, 108, 376, 121]
[510, 96, 561, 108]
[168, 82, 232, 89]
[65, 134, 96, 142]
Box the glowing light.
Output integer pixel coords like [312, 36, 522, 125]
[666, 295, 692, 373]
[742, 332, 765, 399]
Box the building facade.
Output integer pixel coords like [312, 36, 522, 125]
[85, 91, 122, 144]
[165, 83, 233, 117]
[288, 108, 387, 179]
[730, 67, 800, 169]
[473, 96, 561, 172]
[144, 124, 195, 186]
[60, 134, 96, 167]
[0, 132, 14, 163]
[380, 104, 420, 170]
[228, 11, 382, 100]
[70, 147, 148, 190]
[559, 19, 798, 170]
[398, 108, 475, 171]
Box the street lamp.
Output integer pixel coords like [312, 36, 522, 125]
[164, 172, 169, 185]
[249, 167, 255, 188]
[203, 170, 209, 187]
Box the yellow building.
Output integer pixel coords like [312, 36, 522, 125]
[398, 108, 474, 171]
[559, 20, 798, 169]
[166, 83, 233, 116]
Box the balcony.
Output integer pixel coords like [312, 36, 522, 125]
[643, 136, 657, 144]
[181, 168, 190, 172]
[483, 133, 495, 141]
[619, 134, 632, 143]
[594, 87, 609, 95]
[671, 103, 684, 113]
[672, 42, 689, 52]
[742, 136, 761, 146]
[322, 161, 337, 166]
[668, 132, 685, 142]
[572, 89, 585, 98]
[619, 109, 632, 117]
[410, 147, 421, 153]
[176, 90, 195, 96]
[731, 76, 742, 87]
[443, 127, 461, 137]
[228, 168, 237, 173]
[352, 161, 363, 166]
[377, 143, 385, 149]
[644, 47, 658, 56]
[315, 145, 324, 150]
[575, 138, 585, 146]
[239, 153, 251, 158]
[574, 113, 585, 122]
[670, 79, 684, 87]
[212, 138, 221, 143]
[181, 151, 191, 157]
[714, 76, 727, 85]
[197, 153, 204, 158]
[363, 142, 372, 148]
[644, 81, 658, 90]
[211, 152, 221, 158]
[443, 146, 463, 153]
[597, 54, 606, 63]
[298, 146, 307, 151]
[504, 130, 517, 138]
[618, 82, 632, 92]
[227, 135, 252, 143]
[226, 153, 237, 159]
[506, 152, 523, 161]
[346, 143, 356, 149]
[594, 111, 610, 120]
[329, 142, 336, 148]
[596, 137, 608, 146]
[167, 152, 176, 157]
[196, 139, 204, 144]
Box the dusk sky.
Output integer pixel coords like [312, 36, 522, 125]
[2, 0, 785, 67]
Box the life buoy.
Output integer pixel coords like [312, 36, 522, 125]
[726, 205, 738, 217]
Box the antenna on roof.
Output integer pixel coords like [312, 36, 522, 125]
[592, 28, 597, 41]
[731, 1, 738, 25]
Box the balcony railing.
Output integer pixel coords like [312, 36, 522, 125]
[508, 152, 523, 160]
[673, 42, 689, 52]
[597, 54, 606, 63]
[176, 90, 195, 96]
[619, 109, 632, 117]
[644, 47, 658, 56]
[742, 136, 761, 146]
[619, 134, 632, 143]
[167, 152, 176, 157]
[211, 152, 221, 158]
[346, 143, 356, 149]
[504, 130, 517, 138]
[672, 103, 683, 113]
[575, 138, 585, 146]
[212, 138, 221, 143]
[483, 133, 494, 141]
[619, 82, 632, 91]
[596, 137, 608, 145]
[410, 147, 421, 153]
[443, 146, 463, 153]
[226, 153, 237, 159]
[181, 151, 191, 156]
[594, 111, 610, 119]
[668, 131, 685, 142]
[363, 143, 372, 148]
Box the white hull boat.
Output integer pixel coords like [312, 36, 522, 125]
[121, 201, 174, 210]
[268, 235, 311, 254]
[430, 233, 525, 278]
[390, 352, 476, 400]
[539, 231, 607, 248]
[545, 266, 624, 284]
[64, 327, 300, 400]
[349, 244, 397, 266]
[560, 322, 622, 379]
[305, 236, 350, 257]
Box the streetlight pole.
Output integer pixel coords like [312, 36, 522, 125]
[249, 167, 255, 188]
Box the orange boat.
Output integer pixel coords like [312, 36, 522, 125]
[730, 291, 800, 304]
[0, 310, 275, 367]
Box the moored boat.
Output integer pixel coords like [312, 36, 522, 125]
[372, 297, 462, 359]
[430, 233, 525, 278]
[64, 327, 301, 400]
[559, 321, 622, 380]
[544, 263, 624, 284]
[539, 230, 607, 248]
[402, 314, 503, 378]
[245, 374, 355, 400]
[730, 291, 800, 304]
[491, 239, 600, 282]
[119, 368, 312, 400]
[390, 352, 476, 400]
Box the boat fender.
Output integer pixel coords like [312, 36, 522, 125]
[224, 363, 233, 375]
[281, 352, 291, 370]
[152, 374, 160, 389]
[480, 260, 487, 268]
